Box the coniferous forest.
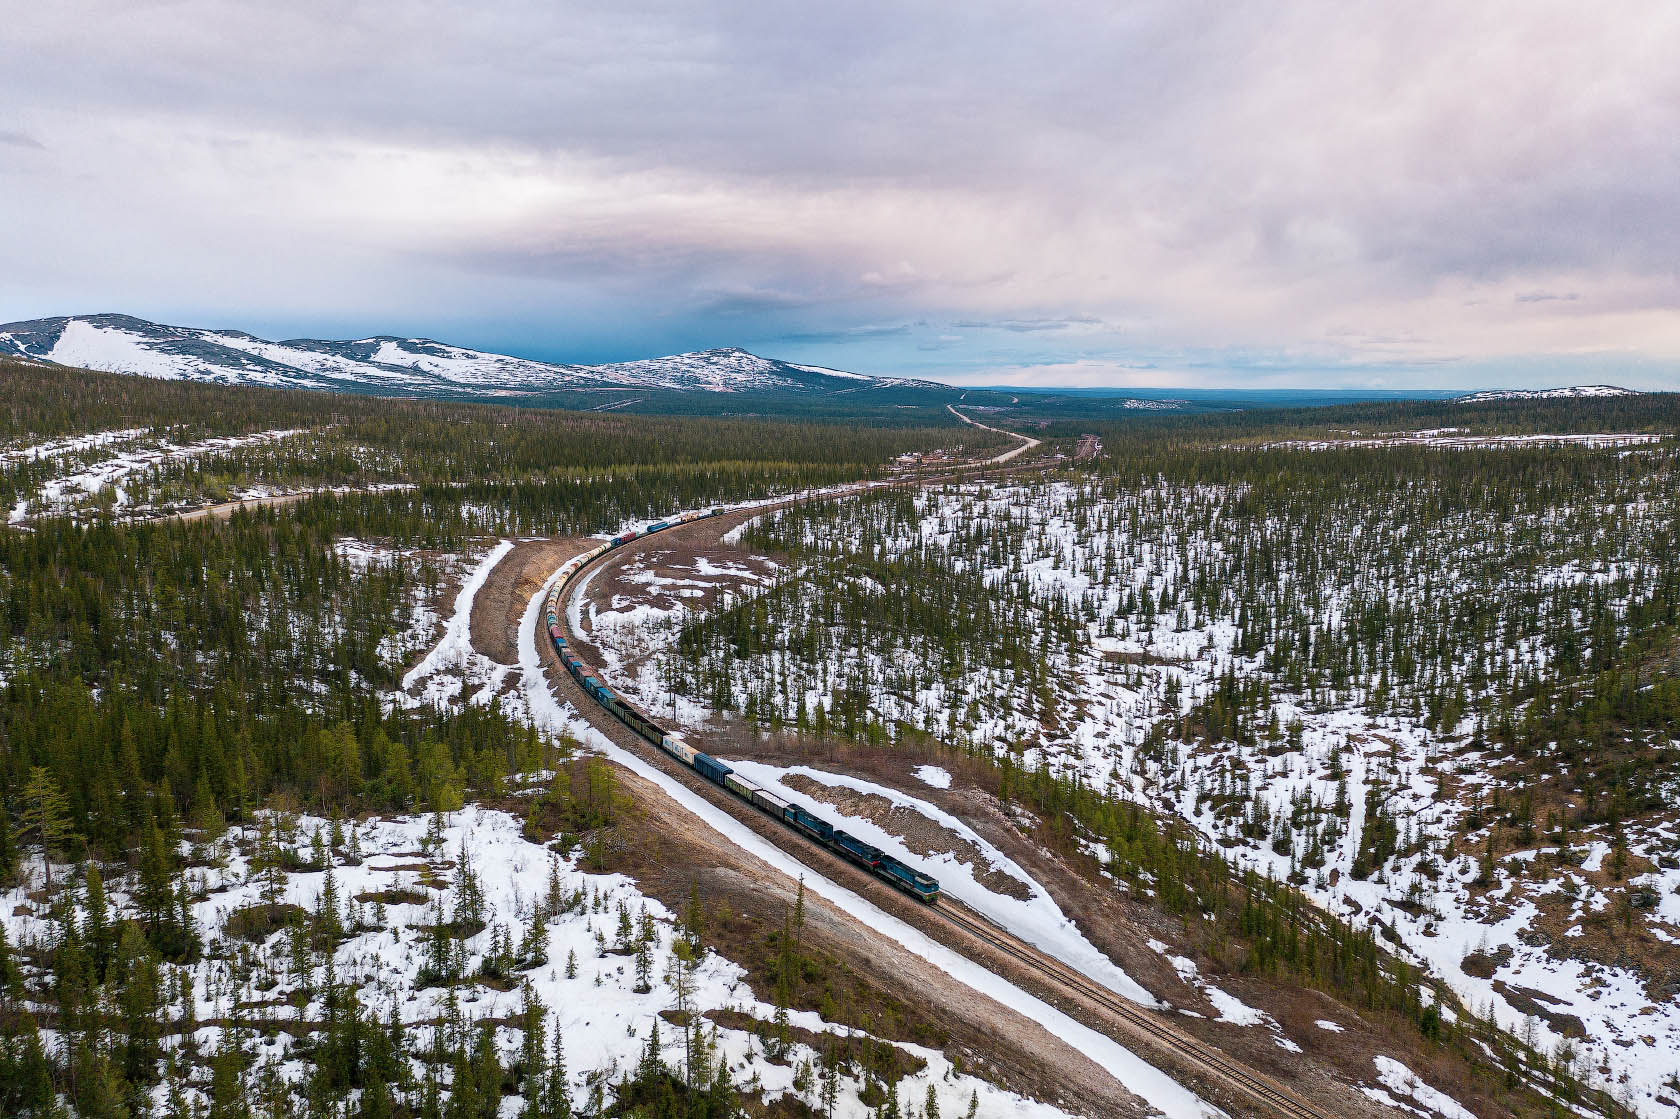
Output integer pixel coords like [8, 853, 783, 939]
[2, 357, 1675, 1118]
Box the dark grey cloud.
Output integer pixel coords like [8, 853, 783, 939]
[0, 130, 43, 148]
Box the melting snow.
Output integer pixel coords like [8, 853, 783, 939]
[1367, 1056, 1478, 1119]
[912, 765, 953, 789]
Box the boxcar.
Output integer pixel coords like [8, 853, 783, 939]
[661, 734, 698, 765]
[692, 754, 731, 784]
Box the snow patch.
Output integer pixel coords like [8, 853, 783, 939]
[912, 765, 953, 789]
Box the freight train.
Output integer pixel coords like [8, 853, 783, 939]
[542, 509, 941, 904]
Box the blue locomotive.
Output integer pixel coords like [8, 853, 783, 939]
[542, 511, 941, 905]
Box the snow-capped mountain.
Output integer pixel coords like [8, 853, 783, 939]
[0, 313, 928, 396]
[1455, 385, 1641, 403]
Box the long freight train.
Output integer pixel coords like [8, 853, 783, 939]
[543, 509, 941, 904]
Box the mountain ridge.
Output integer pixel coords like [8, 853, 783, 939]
[1455, 385, 1640, 403]
[0, 313, 940, 398]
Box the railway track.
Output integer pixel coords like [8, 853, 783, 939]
[539, 431, 1343, 1119]
[938, 903, 1335, 1119]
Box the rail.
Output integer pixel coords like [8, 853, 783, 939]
[538, 427, 1347, 1119]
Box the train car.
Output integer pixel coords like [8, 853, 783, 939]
[646, 521, 670, 533]
[723, 772, 759, 799]
[692, 753, 731, 784]
[878, 856, 941, 903]
[617, 702, 668, 747]
[831, 830, 883, 870]
[750, 787, 791, 821]
[787, 805, 834, 844]
[660, 733, 698, 766]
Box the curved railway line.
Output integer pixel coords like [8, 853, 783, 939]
[937, 904, 1333, 1119]
[536, 426, 1341, 1119]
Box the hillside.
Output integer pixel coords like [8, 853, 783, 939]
[0, 313, 927, 398]
[1456, 386, 1641, 403]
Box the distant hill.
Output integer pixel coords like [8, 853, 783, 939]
[1455, 385, 1641, 403]
[0, 313, 939, 398]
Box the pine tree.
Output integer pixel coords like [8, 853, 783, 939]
[520, 902, 548, 968]
[683, 876, 706, 951]
[638, 1019, 664, 1083]
[111, 921, 164, 1088]
[541, 1027, 571, 1119]
[518, 983, 548, 1119]
[137, 812, 186, 957]
[83, 862, 114, 980]
[633, 907, 655, 994]
[250, 812, 286, 912]
[19, 767, 71, 889]
[317, 865, 344, 943]
[821, 1041, 841, 1119]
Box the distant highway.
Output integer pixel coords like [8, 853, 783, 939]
[947, 403, 1043, 463]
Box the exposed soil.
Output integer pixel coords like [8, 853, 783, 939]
[172, 491, 314, 521]
[471, 536, 599, 665]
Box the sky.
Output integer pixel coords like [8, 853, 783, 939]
[2, 2, 1678, 390]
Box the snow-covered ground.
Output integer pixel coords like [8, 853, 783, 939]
[1254, 431, 1663, 451]
[398, 540, 517, 710]
[1, 803, 1082, 1119]
[510, 568, 1222, 1119]
[4, 425, 311, 522]
[723, 759, 1161, 1008]
[368, 531, 1222, 1117]
[651, 476, 1680, 1116]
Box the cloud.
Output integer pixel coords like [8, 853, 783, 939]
[953, 316, 1108, 334]
[2, 2, 1678, 387]
[775, 324, 914, 344]
[693, 287, 814, 315]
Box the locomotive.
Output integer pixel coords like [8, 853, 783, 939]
[543, 510, 941, 904]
